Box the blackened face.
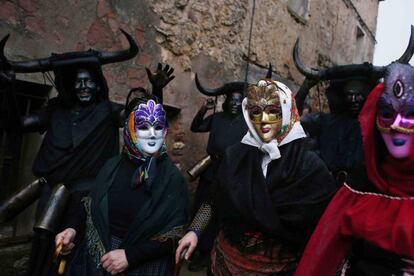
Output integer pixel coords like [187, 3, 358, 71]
[74, 69, 99, 104]
[343, 80, 367, 116]
[228, 93, 243, 115]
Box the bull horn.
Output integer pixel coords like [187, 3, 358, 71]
[323, 63, 386, 80]
[4, 29, 138, 73]
[195, 74, 245, 96]
[0, 34, 13, 81]
[266, 63, 272, 78]
[98, 29, 139, 64]
[396, 25, 414, 64]
[0, 34, 10, 63]
[293, 39, 323, 79]
[294, 38, 386, 80]
[0, 34, 52, 73]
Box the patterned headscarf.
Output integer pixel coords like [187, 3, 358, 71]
[123, 99, 167, 189]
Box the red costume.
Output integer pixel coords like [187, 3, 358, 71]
[295, 82, 414, 275]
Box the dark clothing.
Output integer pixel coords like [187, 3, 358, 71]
[25, 58, 122, 276]
[32, 98, 122, 189]
[191, 111, 247, 159]
[111, 236, 172, 276]
[345, 242, 404, 276]
[194, 139, 337, 274]
[190, 110, 247, 208]
[65, 154, 189, 275]
[301, 112, 364, 184]
[108, 158, 144, 238]
[190, 109, 247, 259]
[214, 140, 337, 250]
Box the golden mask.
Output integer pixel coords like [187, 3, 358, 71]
[247, 80, 282, 124]
[246, 80, 284, 142]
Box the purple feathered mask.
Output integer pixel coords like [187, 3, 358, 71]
[134, 99, 167, 129]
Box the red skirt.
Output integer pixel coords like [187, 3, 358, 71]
[210, 231, 298, 275]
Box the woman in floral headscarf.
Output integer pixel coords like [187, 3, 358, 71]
[55, 98, 189, 276]
[176, 78, 336, 275]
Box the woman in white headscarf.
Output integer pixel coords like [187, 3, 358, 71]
[176, 78, 336, 275]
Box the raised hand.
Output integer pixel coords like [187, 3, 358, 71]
[145, 63, 175, 90]
[204, 98, 216, 110]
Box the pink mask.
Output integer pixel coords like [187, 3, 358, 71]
[378, 111, 414, 159]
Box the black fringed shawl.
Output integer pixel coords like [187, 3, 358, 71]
[214, 139, 337, 249]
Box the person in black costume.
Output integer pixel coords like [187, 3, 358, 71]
[187, 73, 249, 271]
[56, 98, 189, 276]
[0, 30, 140, 276]
[293, 39, 382, 185]
[0, 31, 175, 275]
[177, 76, 336, 275]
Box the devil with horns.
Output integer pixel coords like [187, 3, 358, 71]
[0, 30, 173, 275]
[294, 26, 414, 275]
[292, 26, 414, 189]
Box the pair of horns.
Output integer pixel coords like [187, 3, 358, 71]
[195, 63, 273, 96]
[293, 25, 414, 80]
[0, 29, 138, 73]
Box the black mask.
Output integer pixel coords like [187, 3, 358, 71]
[74, 69, 99, 104]
[343, 80, 368, 116]
[227, 93, 243, 115]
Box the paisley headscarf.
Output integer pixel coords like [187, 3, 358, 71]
[241, 79, 306, 175]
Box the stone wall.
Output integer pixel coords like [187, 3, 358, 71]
[0, 0, 380, 201]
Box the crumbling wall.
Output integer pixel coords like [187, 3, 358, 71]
[0, 0, 380, 193]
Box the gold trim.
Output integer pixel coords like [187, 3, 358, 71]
[376, 117, 414, 134]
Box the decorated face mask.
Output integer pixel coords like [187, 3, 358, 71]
[74, 69, 99, 104]
[135, 100, 167, 155]
[376, 63, 414, 158]
[247, 80, 283, 142]
[126, 100, 167, 156]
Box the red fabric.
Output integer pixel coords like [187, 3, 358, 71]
[295, 83, 414, 276]
[211, 231, 298, 275]
[360, 83, 414, 196]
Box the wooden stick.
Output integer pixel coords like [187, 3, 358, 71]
[58, 260, 66, 275]
[54, 241, 63, 259]
[54, 240, 66, 275]
[173, 248, 188, 276]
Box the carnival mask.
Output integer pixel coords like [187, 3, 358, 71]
[134, 100, 167, 155]
[377, 63, 414, 158]
[74, 69, 99, 104]
[247, 80, 283, 142]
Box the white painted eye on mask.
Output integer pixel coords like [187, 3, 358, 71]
[136, 123, 166, 155]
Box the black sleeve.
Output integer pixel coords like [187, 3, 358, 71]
[109, 101, 125, 127]
[60, 192, 86, 234]
[124, 239, 173, 268]
[20, 105, 50, 133]
[296, 78, 318, 115]
[21, 97, 62, 133]
[190, 107, 213, 132]
[300, 112, 322, 137]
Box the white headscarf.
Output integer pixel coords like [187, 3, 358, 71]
[241, 81, 306, 176]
